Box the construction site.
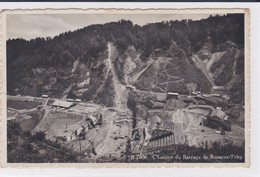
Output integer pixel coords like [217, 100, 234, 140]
[7, 85, 245, 163]
[7, 43, 245, 163]
[129, 89, 244, 161]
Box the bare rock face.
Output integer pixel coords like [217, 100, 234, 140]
[197, 40, 213, 61]
[7, 14, 245, 104]
[123, 57, 136, 75]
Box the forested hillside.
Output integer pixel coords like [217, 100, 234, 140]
[7, 14, 245, 104]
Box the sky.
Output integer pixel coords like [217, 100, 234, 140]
[7, 13, 220, 40]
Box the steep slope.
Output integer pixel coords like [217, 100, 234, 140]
[134, 41, 212, 94]
[7, 14, 245, 104]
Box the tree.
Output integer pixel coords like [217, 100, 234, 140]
[34, 131, 46, 141]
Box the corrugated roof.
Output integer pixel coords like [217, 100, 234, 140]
[52, 100, 75, 108]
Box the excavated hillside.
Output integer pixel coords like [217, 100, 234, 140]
[7, 14, 245, 105]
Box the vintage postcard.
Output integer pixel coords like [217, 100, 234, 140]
[0, 8, 250, 168]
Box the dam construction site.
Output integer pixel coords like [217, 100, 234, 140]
[7, 42, 245, 163]
[7, 14, 246, 163]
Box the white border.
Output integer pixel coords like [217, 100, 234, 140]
[0, 2, 259, 177]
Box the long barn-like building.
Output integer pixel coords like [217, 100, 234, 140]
[52, 100, 75, 109]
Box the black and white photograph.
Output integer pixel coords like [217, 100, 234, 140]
[3, 9, 249, 164]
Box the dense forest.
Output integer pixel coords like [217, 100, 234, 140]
[7, 14, 245, 104]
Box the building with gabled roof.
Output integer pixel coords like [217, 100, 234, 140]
[204, 109, 231, 131]
[166, 92, 179, 100]
[52, 100, 75, 109]
[210, 109, 225, 120]
[41, 94, 49, 98]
